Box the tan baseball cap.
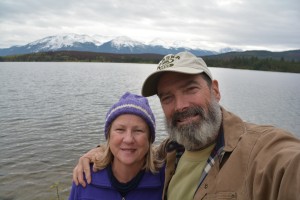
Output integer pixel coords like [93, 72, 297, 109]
[141, 51, 213, 97]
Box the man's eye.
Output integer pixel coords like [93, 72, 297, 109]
[187, 87, 198, 93]
[161, 96, 172, 104]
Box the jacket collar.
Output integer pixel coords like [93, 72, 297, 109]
[90, 167, 162, 188]
[221, 107, 246, 152]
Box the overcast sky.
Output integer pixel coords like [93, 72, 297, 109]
[0, 0, 299, 51]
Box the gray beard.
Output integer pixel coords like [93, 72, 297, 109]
[165, 97, 222, 151]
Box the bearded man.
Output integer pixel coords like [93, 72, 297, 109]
[72, 52, 300, 200]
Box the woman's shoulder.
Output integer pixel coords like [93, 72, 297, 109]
[139, 168, 165, 188]
[90, 164, 111, 186]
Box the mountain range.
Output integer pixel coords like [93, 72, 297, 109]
[0, 33, 241, 56]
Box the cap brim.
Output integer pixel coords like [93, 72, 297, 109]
[141, 67, 205, 97]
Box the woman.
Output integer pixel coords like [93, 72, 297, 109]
[69, 92, 164, 200]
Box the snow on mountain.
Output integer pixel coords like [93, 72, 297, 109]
[148, 38, 199, 49]
[28, 33, 100, 51]
[147, 38, 177, 48]
[147, 38, 215, 50]
[110, 36, 145, 49]
[219, 47, 243, 53]
[0, 33, 230, 56]
[91, 34, 115, 45]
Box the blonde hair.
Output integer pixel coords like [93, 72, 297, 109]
[94, 131, 164, 174]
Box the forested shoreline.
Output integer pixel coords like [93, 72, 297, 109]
[1, 50, 299, 73]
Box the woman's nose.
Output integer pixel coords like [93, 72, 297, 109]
[123, 131, 134, 143]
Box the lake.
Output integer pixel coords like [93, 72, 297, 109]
[0, 62, 299, 200]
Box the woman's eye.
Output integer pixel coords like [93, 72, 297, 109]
[134, 129, 145, 134]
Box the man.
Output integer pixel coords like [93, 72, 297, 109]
[73, 51, 300, 199]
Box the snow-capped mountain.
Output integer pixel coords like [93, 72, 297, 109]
[0, 33, 239, 56]
[91, 35, 115, 44]
[28, 33, 101, 50]
[147, 38, 182, 48]
[111, 36, 145, 49]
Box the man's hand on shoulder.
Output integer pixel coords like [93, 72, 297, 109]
[72, 147, 103, 187]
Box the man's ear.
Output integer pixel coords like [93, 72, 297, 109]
[212, 80, 221, 102]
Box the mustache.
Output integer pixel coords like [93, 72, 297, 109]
[171, 106, 205, 126]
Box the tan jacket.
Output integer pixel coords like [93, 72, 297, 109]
[161, 107, 300, 200]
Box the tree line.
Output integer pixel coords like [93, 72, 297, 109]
[1, 51, 299, 73]
[203, 56, 300, 73]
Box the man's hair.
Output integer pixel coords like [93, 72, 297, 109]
[200, 73, 212, 87]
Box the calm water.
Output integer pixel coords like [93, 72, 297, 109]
[0, 62, 299, 200]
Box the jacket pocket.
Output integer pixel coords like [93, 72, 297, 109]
[202, 192, 237, 200]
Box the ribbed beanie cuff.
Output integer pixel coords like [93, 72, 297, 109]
[104, 92, 156, 143]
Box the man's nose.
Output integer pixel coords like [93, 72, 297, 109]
[174, 96, 189, 112]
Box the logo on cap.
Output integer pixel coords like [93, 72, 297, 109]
[157, 55, 180, 70]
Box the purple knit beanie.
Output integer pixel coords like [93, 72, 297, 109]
[104, 92, 156, 143]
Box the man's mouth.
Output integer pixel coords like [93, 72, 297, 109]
[176, 115, 199, 125]
[172, 106, 205, 127]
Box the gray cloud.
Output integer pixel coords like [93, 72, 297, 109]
[0, 0, 299, 51]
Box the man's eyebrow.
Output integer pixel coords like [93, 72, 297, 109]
[178, 79, 200, 90]
[182, 80, 199, 87]
[157, 79, 200, 98]
[157, 92, 167, 99]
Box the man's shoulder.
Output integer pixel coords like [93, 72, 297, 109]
[241, 122, 300, 159]
[222, 108, 299, 153]
[222, 107, 297, 143]
[244, 122, 296, 139]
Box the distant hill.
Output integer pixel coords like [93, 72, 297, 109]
[1, 50, 299, 73]
[203, 50, 300, 73]
[204, 49, 300, 62]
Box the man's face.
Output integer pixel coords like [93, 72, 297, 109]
[157, 72, 222, 150]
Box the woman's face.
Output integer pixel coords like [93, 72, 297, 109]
[109, 114, 150, 168]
